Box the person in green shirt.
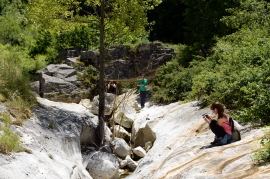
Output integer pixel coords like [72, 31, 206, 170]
[137, 73, 148, 108]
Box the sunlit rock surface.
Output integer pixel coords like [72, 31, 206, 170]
[127, 101, 269, 179]
[0, 96, 270, 179]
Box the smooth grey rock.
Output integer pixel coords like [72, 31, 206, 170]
[133, 146, 146, 158]
[125, 155, 137, 171]
[86, 151, 119, 179]
[111, 138, 130, 158]
[90, 93, 116, 115]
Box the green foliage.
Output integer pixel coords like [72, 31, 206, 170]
[153, 0, 270, 126]
[0, 128, 20, 155]
[151, 43, 209, 103]
[49, 122, 55, 129]
[181, 0, 239, 46]
[0, 15, 22, 45]
[0, 113, 20, 155]
[29, 30, 53, 57]
[253, 126, 270, 164]
[116, 81, 137, 94]
[55, 24, 99, 51]
[148, 0, 186, 43]
[152, 58, 194, 103]
[0, 44, 36, 106]
[0, 3, 24, 45]
[28, 30, 59, 65]
[34, 55, 49, 70]
[76, 64, 99, 89]
[26, 0, 161, 48]
[6, 95, 33, 121]
[0, 0, 34, 47]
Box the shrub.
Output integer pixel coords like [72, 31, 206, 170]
[0, 113, 20, 155]
[0, 44, 36, 106]
[0, 128, 20, 154]
[253, 126, 270, 165]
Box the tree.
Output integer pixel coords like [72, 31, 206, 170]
[180, 0, 237, 45]
[26, 0, 160, 146]
[148, 0, 186, 44]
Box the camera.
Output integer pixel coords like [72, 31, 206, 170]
[202, 113, 209, 118]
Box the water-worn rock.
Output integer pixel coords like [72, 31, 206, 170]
[126, 101, 268, 179]
[0, 97, 94, 179]
[86, 151, 119, 179]
[125, 155, 138, 171]
[133, 146, 146, 158]
[1, 94, 270, 179]
[90, 93, 116, 115]
[111, 138, 130, 158]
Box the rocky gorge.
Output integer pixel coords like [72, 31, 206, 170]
[1, 94, 269, 179]
[1, 43, 270, 179]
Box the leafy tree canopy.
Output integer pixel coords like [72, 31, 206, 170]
[26, 0, 161, 47]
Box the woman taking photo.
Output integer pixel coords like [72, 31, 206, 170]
[203, 102, 232, 146]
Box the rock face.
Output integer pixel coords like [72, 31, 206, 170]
[35, 43, 175, 103]
[80, 42, 176, 79]
[0, 97, 94, 179]
[126, 102, 268, 179]
[1, 94, 270, 179]
[37, 64, 89, 103]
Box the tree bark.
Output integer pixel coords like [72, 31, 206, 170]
[98, 0, 105, 147]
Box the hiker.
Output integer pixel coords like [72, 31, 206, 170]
[137, 73, 148, 108]
[107, 80, 116, 94]
[203, 102, 232, 146]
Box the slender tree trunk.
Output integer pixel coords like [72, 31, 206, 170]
[98, 0, 105, 147]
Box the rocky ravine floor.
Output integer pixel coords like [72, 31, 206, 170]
[127, 101, 270, 179]
[0, 99, 270, 179]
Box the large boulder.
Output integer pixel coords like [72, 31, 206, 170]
[114, 101, 136, 129]
[133, 123, 156, 148]
[86, 151, 119, 179]
[111, 138, 130, 158]
[90, 93, 116, 115]
[38, 64, 89, 103]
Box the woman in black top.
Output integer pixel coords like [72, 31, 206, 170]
[107, 80, 116, 94]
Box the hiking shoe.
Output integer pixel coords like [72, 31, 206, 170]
[214, 142, 223, 146]
[210, 138, 219, 145]
[210, 140, 217, 145]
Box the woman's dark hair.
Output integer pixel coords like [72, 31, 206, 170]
[210, 102, 225, 119]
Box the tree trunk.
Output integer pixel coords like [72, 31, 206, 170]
[98, 0, 105, 147]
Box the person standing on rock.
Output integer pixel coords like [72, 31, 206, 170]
[203, 102, 232, 146]
[137, 73, 148, 108]
[107, 80, 117, 94]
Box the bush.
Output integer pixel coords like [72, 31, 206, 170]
[0, 113, 20, 154]
[253, 126, 270, 165]
[0, 128, 20, 154]
[0, 44, 36, 106]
